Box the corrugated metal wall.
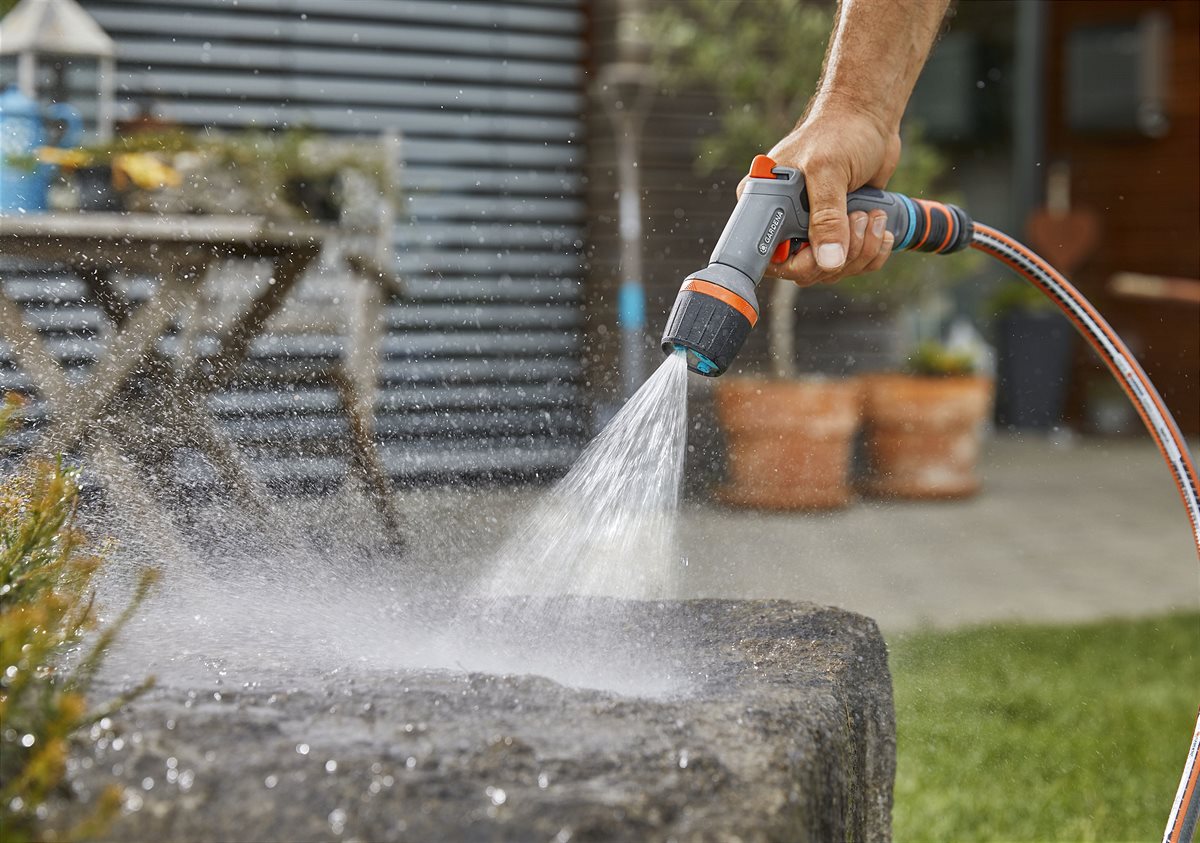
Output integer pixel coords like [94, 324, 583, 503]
[2, 0, 589, 485]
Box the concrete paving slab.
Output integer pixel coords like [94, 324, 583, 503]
[672, 434, 1199, 631]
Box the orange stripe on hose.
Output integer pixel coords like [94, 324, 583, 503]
[680, 278, 759, 327]
[913, 200, 934, 250]
[1170, 755, 1200, 843]
[935, 203, 956, 253]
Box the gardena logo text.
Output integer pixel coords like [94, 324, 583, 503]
[758, 208, 785, 255]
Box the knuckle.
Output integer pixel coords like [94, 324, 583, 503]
[843, 256, 867, 275]
[801, 150, 841, 175]
[808, 207, 847, 228]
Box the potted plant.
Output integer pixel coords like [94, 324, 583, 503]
[861, 341, 994, 500]
[714, 371, 862, 509]
[650, 0, 977, 510]
[989, 279, 1074, 431]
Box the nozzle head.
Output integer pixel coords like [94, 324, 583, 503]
[660, 280, 756, 377]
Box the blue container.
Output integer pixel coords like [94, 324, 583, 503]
[0, 85, 83, 213]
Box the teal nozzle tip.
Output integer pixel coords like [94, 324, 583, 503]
[671, 344, 719, 375]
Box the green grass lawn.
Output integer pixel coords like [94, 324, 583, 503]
[890, 611, 1200, 843]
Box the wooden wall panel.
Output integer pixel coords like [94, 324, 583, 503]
[1044, 0, 1200, 434]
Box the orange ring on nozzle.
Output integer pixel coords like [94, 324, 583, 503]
[680, 279, 759, 327]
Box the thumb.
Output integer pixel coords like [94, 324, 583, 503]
[803, 168, 850, 272]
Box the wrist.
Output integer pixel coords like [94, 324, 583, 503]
[804, 89, 900, 139]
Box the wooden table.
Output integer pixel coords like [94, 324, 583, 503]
[0, 212, 403, 541]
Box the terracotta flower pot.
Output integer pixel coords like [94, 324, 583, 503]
[715, 377, 862, 510]
[861, 374, 994, 500]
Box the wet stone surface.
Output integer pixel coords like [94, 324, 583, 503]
[63, 599, 894, 843]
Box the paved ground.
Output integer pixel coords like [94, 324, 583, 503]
[674, 434, 1199, 632]
[390, 434, 1198, 634]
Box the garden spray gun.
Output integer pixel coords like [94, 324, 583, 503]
[661, 154, 972, 375]
[659, 154, 1200, 843]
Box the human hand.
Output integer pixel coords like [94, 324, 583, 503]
[742, 104, 903, 286]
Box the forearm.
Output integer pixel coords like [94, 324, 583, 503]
[808, 0, 951, 133]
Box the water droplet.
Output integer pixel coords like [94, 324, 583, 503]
[328, 807, 347, 833]
[296, 743, 310, 756]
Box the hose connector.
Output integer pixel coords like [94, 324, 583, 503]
[892, 197, 973, 254]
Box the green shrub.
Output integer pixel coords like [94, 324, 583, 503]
[0, 396, 157, 843]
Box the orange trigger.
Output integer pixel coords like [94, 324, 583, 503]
[771, 239, 792, 264]
[749, 154, 778, 180]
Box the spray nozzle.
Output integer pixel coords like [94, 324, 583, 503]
[660, 155, 973, 377]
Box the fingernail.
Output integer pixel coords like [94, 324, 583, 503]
[882, 231, 895, 251]
[852, 215, 868, 238]
[871, 215, 886, 238]
[816, 243, 845, 269]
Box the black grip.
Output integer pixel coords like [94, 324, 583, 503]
[810, 186, 972, 255]
[759, 159, 972, 257]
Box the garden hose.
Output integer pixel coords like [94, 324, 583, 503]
[661, 155, 1200, 842]
[970, 224, 1199, 843]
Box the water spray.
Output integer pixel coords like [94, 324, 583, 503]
[660, 154, 1200, 843]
